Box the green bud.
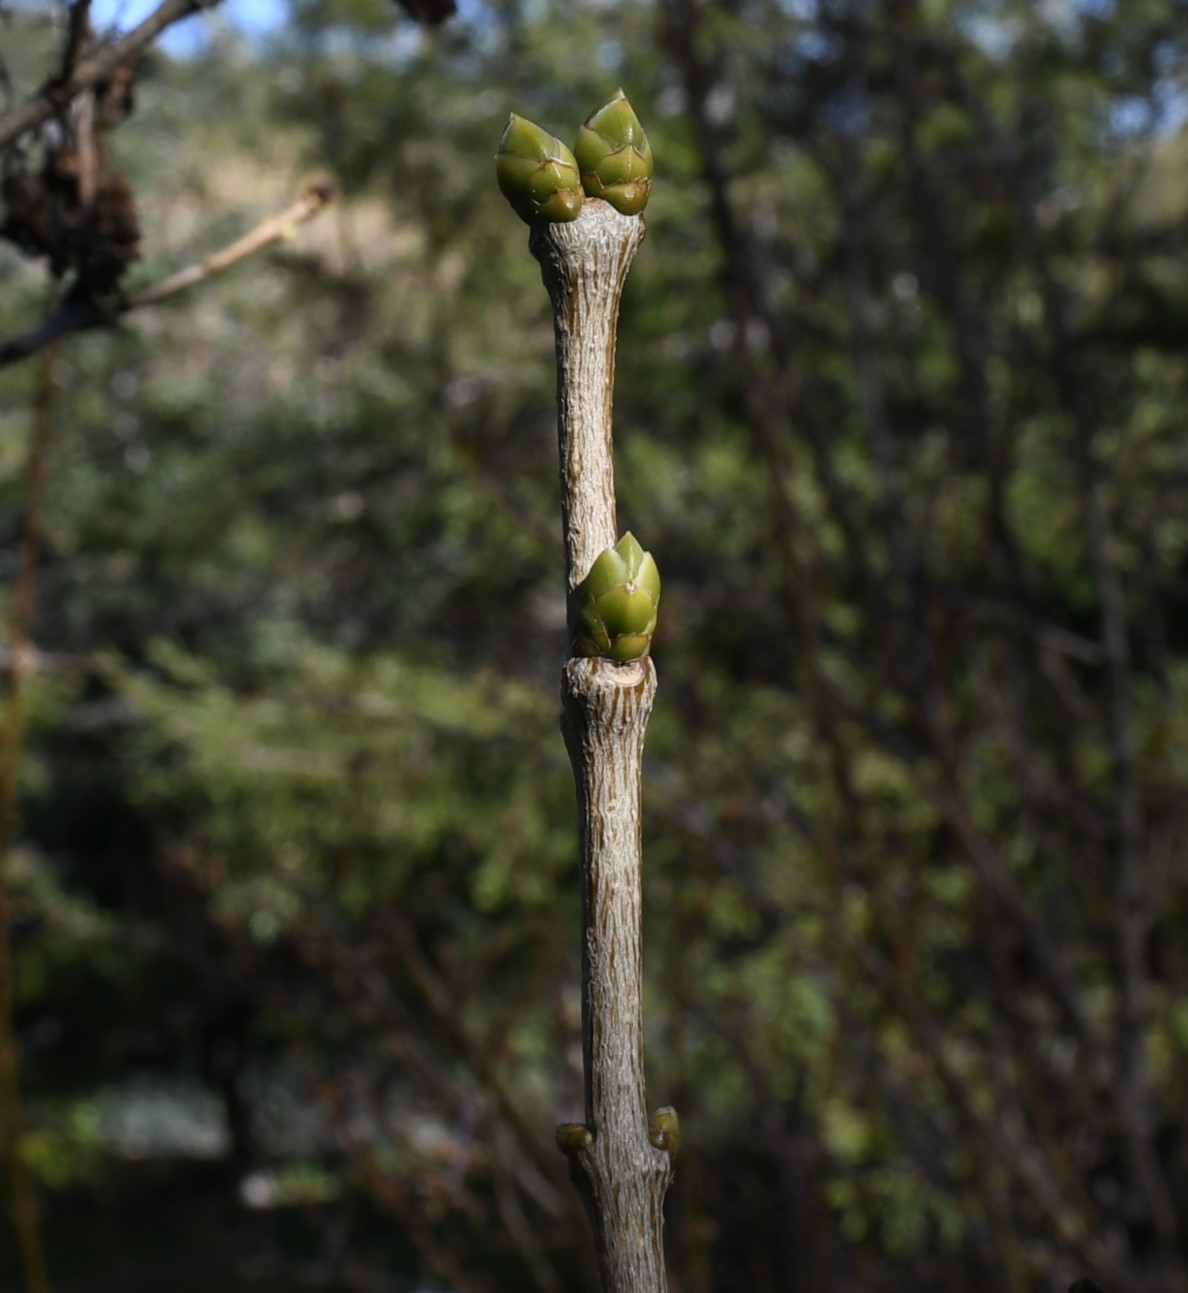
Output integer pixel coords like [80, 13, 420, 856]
[496, 114, 584, 224]
[574, 89, 654, 216]
[648, 1106, 680, 1157]
[572, 531, 661, 663]
[555, 1122, 593, 1155]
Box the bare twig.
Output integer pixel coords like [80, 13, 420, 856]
[128, 181, 335, 307]
[0, 182, 336, 370]
[0, 301, 109, 370]
[0, 0, 219, 150]
[0, 645, 97, 676]
[318, 1078, 493, 1293]
[530, 204, 645, 596]
[530, 202, 674, 1293]
[74, 89, 98, 209]
[56, 0, 94, 89]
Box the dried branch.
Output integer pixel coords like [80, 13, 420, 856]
[128, 181, 335, 307]
[0, 0, 219, 151]
[57, 0, 93, 89]
[319, 1078, 493, 1293]
[0, 182, 335, 369]
[0, 645, 97, 676]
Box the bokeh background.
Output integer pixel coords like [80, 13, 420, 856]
[2, 1, 1188, 1289]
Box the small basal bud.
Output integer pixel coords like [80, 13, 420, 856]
[648, 1106, 680, 1157]
[572, 531, 661, 663]
[496, 114, 584, 224]
[573, 89, 654, 216]
[555, 1121, 593, 1154]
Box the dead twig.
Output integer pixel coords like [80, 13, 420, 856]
[128, 181, 335, 307]
[0, 182, 336, 369]
[0, 0, 219, 150]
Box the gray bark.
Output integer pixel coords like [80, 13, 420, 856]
[531, 202, 647, 596]
[531, 201, 674, 1293]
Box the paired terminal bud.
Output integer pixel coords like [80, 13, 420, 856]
[495, 115, 584, 224]
[572, 532, 661, 663]
[495, 90, 653, 225]
[574, 89, 654, 216]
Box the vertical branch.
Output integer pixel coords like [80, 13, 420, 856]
[56, 0, 94, 88]
[530, 200, 673, 1293]
[561, 654, 667, 1293]
[529, 203, 645, 596]
[0, 347, 56, 1293]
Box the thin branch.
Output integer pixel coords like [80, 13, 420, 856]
[56, 0, 94, 87]
[0, 182, 336, 370]
[128, 181, 336, 307]
[318, 1078, 494, 1293]
[0, 644, 98, 676]
[0, 0, 219, 150]
[0, 300, 109, 370]
[529, 203, 645, 596]
[531, 202, 673, 1293]
[74, 89, 98, 209]
[56, 0, 93, 89]
[385, 916, 571, 1210]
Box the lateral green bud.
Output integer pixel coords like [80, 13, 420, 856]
[555, 1122, 593, 1154]
[572, 531, 661, 663]
[648, 1106, 680, 1157]
[496, 114, 584, 224]
[574, 89, 654, 216]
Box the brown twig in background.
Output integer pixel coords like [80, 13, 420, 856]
[0, 0, 219, 150]
[0, 302, 109, 371]
[0, 182, 336, 370]
[0, 345, 57, 1293]
[129, 181, 336, 307]
[318, 1077, 493, 1293]
[0, 646, 96, 676]
[73, 89, 98, 210]
[56, 0, 94, 89]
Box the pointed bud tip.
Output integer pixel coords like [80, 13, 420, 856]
[571, 533, 661, 661]
[574, 93, 653, 214]
[496, 112, 584, 224]
[616, 530, 644, 562]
